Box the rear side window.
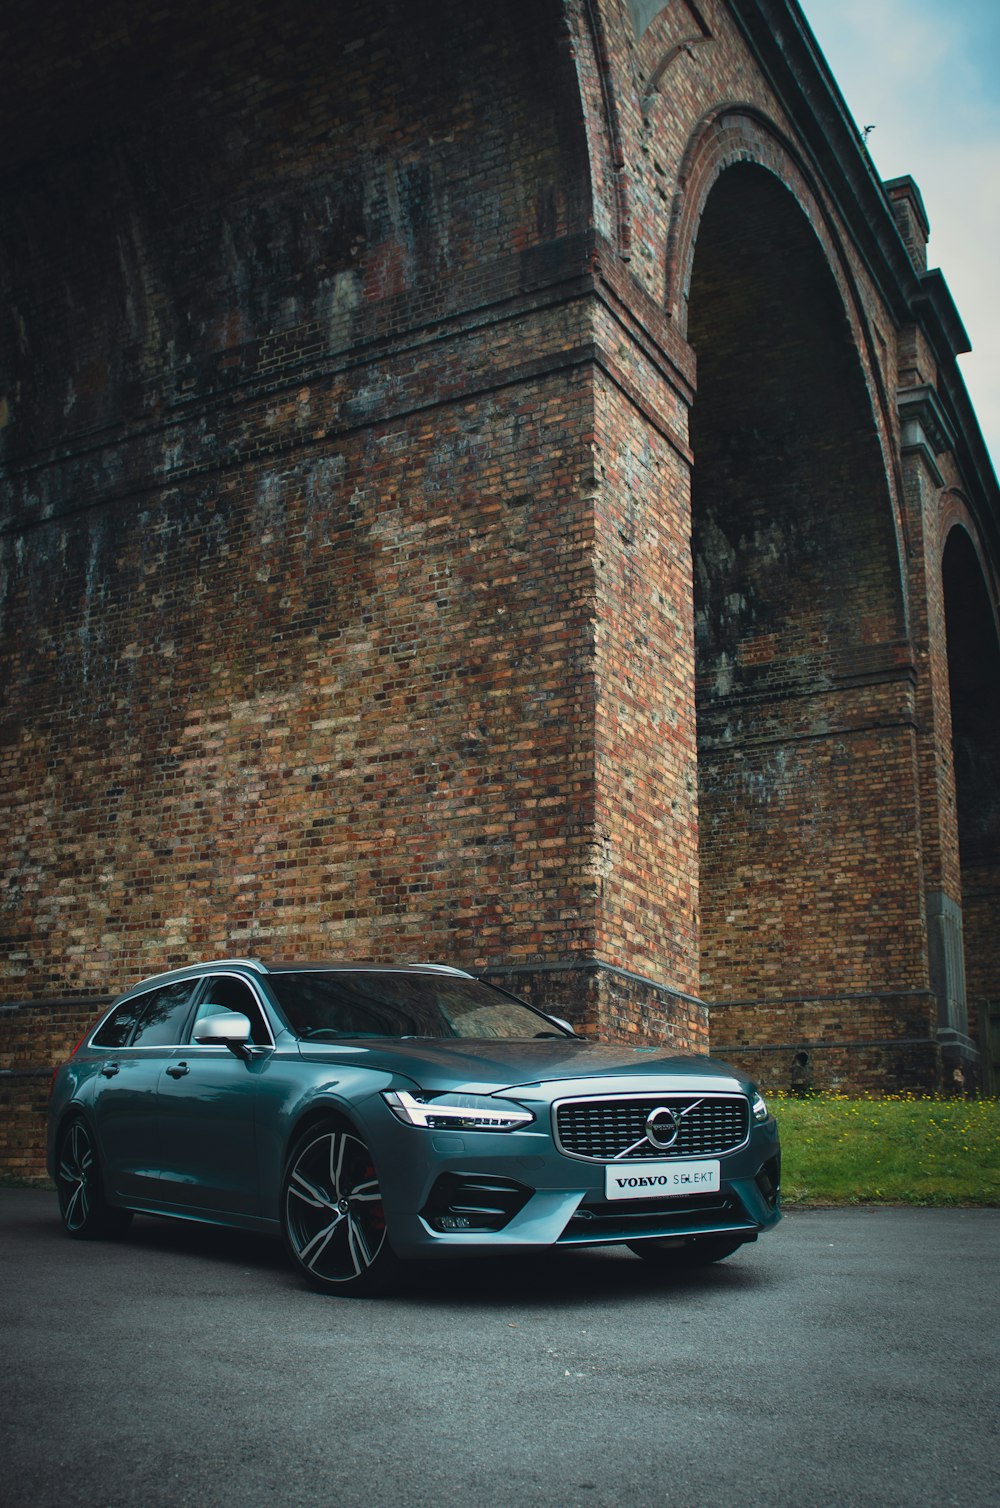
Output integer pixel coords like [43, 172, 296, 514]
[92, 981, 198, 1049]
[92, 992, 154, 1048]
[131, 981, 198, 1047]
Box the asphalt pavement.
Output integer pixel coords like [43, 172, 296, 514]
[1, 1189, 997, 1507]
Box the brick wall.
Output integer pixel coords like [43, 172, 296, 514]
[0, 1000, 108, 1181]
[1, 0, 998, 1162]
[1, 1, 601, 1000]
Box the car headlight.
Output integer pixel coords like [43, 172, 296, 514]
[751, 1091, 769, 1123]
[382, 1089, 534, 1131]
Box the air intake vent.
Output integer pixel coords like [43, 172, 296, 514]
[421, 1173, 532, 1233]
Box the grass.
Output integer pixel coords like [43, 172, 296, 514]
[774, 1093, 1000, 1207]
[3, 1096, 999, 1206]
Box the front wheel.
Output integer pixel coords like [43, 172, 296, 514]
[627, 1234, 749, 1269]
[282, 1123, 402, 1297]
[55, 1118, 133, 1240]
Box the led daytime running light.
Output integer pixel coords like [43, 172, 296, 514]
[383, 1090, 533, 1131]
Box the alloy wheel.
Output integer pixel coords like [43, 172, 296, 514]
[57, 1120, 95, 1233]
[283, 1127, 394, 1293]
[55, 1118, 131, 1240]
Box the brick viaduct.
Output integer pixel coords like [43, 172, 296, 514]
[2, 0, 999, 1172]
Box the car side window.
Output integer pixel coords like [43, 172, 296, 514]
[92, 992, 155, 1048]
[196, 975, 272, 1045]
[130, 981, 199, 1048]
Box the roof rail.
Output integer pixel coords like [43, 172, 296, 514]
[122, 957, 269, 994]
[405, 962, 468, 976]
[204, 957, 268, 973]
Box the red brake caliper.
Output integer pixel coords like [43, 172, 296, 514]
[364, 1163, 386, 1232]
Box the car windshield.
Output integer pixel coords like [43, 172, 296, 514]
[266, 971, 568, 1041]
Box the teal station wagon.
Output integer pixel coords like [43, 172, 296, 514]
[48, 960, 781, 1295]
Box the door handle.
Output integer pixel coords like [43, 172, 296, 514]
[165, 1062, 190, 1079]
[100, 1061, 120, 1078]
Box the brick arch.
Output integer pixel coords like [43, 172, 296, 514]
[939, 496, 1000, 1088]
[940, 487, 979, 546]
[940, 506, 1000, 848]
[938, 492, 1000, 724]
[940, 490, 1000, 628]
[683, 132, 922, 1063]
[667, 106, 894, 418]
[668, 104, 843, 331]
[668, 103, 909, 631]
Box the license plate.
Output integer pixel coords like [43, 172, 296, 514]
[604, 1160, 721, 1200]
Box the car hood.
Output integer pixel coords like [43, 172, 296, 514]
[296, 1036, 749, 1095]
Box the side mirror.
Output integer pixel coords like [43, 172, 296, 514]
[194, 1010, 253, 1050]
[548, 1016, 577, 1036]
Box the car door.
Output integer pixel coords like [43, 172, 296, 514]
[154, 973, 274, 1217]
[91, 980, 201, 1201]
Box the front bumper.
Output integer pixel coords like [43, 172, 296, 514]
[364, 1097, 781, 1259]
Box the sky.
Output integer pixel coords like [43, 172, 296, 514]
[800, 0, 1000, 477]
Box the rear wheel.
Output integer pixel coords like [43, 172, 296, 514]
[55, 1118, 133, 1240]
[282, 1123, 401, 1297]
[627, 1234, 748, 1269]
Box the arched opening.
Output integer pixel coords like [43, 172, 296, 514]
[687, 162, 915, 1072]
[942, 527, 1000, 1092]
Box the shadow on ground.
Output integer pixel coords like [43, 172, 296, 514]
[114, 1207, 767, 1307]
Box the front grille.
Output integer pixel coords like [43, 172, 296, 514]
[554, 1094, 750, 1162]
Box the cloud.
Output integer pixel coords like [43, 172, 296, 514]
[801, 0, 1000, 473]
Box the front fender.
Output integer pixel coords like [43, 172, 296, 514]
[253, 1050, 422, 1222]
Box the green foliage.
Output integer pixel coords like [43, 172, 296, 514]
[774, 1093, 1000, 1206]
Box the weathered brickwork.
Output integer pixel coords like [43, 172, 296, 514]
[2, 0, 999, 1185]
[0, 1078, 52, 1183]
[0, 1000, 108, 1181]
[2, 1, 599, 995]
[592, 363, 699, 991]
[3, 361, 601, 985]
[484, 962, 708, 1052]
[714, 1026, 943, 1101]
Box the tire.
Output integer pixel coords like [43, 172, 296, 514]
[627, 1234, 748, 1269]
[282, 1123, 402, 1297]
[55, 1118, 133, 1240]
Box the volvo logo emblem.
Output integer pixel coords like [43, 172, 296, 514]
[645, 1106, 681, 1150]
